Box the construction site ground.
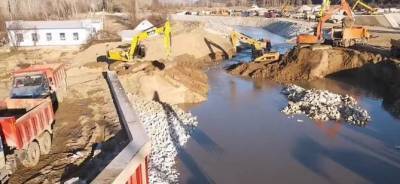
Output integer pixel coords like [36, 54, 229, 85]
[0, 14, 399, 183]
[0, 15, 234, 183]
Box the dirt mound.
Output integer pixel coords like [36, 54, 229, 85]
[141, 22, 234, 61]
[116, 22, 234, 105]
[228, 47, 383, 82]
[119, 59, 209, 105]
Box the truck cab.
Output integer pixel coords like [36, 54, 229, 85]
[10, 72, 51, 99]
[9, 64, 67, 104]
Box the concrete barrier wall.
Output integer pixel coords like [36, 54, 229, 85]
[91, 71, 150, 184]
[384, 13, 400, 28]
[355, 15, 392, 27]
[170, 15, 313, 38]
[172, 14, 400, 31]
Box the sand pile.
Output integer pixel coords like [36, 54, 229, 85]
[281, 85, 371, 125]
[128, 94, 198, 183]
[119, 59, 209, 105]
[141, 22, 234, 61]
[228, 47, 382, 82]
[118, 22, 235, 105]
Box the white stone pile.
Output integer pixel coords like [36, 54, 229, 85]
[281, 85, 371, 125]
[128, 94, 198, 184]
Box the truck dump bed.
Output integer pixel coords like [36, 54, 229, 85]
[0, 109, 27, 119]
[0, 98, 54, 149]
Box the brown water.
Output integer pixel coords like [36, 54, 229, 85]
[177, 27, 400, 184]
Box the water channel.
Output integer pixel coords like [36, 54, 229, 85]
[177, 26, 400, 184]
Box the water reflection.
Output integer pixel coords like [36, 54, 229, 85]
[177, 27, 400, 184]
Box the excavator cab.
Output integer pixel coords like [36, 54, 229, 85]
[231, 31, 279, 63]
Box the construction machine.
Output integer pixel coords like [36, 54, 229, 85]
[231, 31, 279, 63]
[352, 0, 378, 15]
[318, 0, 331, 18]
[297, 0, 369, 48]
[107, 20, 171, 63]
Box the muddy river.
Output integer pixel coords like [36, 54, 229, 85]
[177, 27, 400, 184]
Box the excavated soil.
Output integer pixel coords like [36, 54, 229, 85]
[117, 22, 234, 105]
[228, 46, 400, 118]
[228, 47, 383, 82]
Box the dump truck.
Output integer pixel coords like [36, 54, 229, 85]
[297, 0, 369, 48]
[0, 63, 67, 182]
[327, 26, 369, 47]
[0, 98, 55, 183]
[10, 63, 67, 104]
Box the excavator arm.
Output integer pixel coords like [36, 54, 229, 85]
[297, 0, 354, 44]
[231, 31, 266, 51]
[352, 0, 377, 14]
[318, 0, 331, 17]
[231, 31, 278, 63]
[108, 20, 171, 62]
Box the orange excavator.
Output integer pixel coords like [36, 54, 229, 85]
[297, 0, 369, 47]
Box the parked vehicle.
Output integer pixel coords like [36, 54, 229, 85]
[10, 63, 67, 103]
[0, 98, 55, 183]
[0, 63, 67, 183]
[326, 25, 369, 47]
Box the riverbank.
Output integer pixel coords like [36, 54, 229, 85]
[170, 15, 312, 39]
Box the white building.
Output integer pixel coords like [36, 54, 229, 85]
[119, 20, 155, 42]
[6, 19, 103, 47]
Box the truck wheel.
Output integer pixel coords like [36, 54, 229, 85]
[38, 132, 52, 155]
[343, 40, 350, 47]
[18, 142, 40, 168]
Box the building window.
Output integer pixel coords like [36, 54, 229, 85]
[73, 33, 79, 40]
[60, 33, 65, 41]
[16, 33, 24, 42]
[32, 33, 38, 42]
[46, 33, 52, 41]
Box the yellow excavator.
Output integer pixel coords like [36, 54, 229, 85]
[352, 0, 378, 15]
[107, 20, 171, 62]
[318, 0, 331, 18]
[231, 31, 280, 63]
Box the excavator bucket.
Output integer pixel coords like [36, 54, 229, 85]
[254, 52, 280, 63]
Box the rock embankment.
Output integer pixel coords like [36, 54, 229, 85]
[128, 94, 198, 183]
[281, 85, 371, 125]
[171, 15, 312, 38]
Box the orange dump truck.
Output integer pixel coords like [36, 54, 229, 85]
[10, 63, 67, 103]
[0, 63, 66, 182]
[327, 26, 370, 47]
[0, 98, 54, 182]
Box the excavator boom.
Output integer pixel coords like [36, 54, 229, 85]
[352, 0, 377, 14]
[107, 20, 171, 62]
[231, 31, 279, 63]
[231, 31, 266, 51]
[297, 0, 354, 44]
